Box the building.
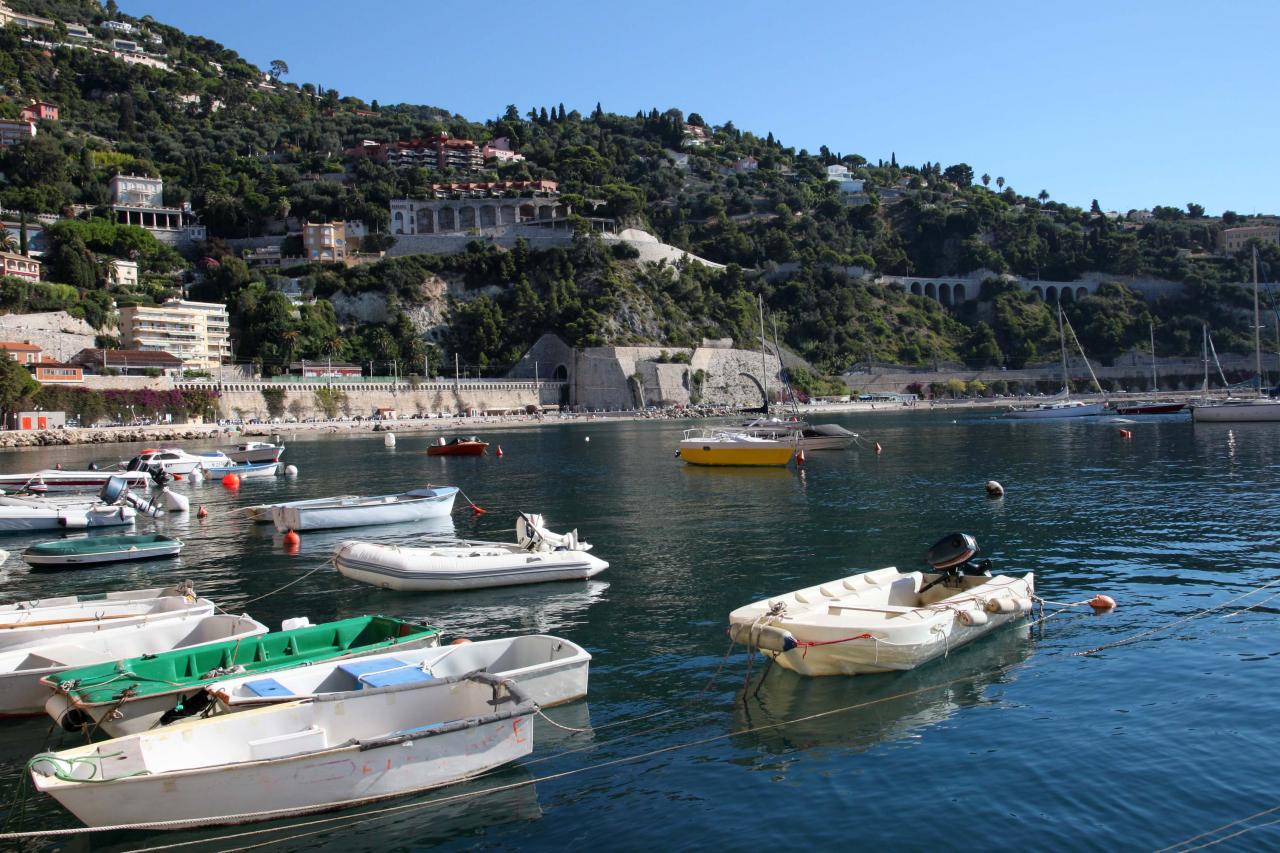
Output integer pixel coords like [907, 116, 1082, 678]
[102, 19, 136, 34]
[1218, 224, 1280, 254]
[481, 137, 525, 163]
[0, 341, 41, 364]
[117, 300, 230, 371]
[289, 361, 362, 377]
[352, 134, 484, 172]
[71, 347, 183, 377]
[682, 124, 708, 147]
[108, 258, 139, 288]
[390, 182, 567, 236]
[8, 411, 65, 431]
[0, 251, 40, 281]
[0, 119, 36, 147]
[109, 174, 205, 246]
[112, 38, 141, 53]
[302, 221, 346, 262]
[64, 22, 91, 39]
[731, 156, 759, 174]
[32, 361, 83, 384]
[0, 2, 54, 28]
[19, 101, 59, 123]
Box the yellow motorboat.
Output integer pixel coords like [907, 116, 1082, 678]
[677, 429, 795, 467]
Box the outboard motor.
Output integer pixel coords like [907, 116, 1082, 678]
[99, 476, 128, 505]
[124, 455, 143, 472]
[922, 532, 993, 592]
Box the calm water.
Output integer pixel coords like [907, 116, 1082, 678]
[0, 413, 1277, 851]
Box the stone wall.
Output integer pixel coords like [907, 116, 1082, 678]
[0, 311, 97, 358]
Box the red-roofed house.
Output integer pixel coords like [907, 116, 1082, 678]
[0, 341, 41, 364]
[0, 252, 41, 281]
[19, 101, 58, 122]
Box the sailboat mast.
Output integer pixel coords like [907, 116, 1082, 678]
[1254, 248, 1262, 396]
[758, 294, 768, 409]
[770, 315, 798, 417]
[1202, 324, 1209, 394]
[1150, 320, 1157, 392]
[1057, 303, 1069, 393]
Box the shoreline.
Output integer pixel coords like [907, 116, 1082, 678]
[0, 391, 1210, 451]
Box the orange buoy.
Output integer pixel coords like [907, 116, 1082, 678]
[196, 505, 209, 519]
[795, 447, 806, 466]
[450, 638, 472, 645]
[496, 446, 504, 458]
[221, 473, 241, 489]
[1119, 429, 1132, 439]
[173, 473, 183, 481]
[1089, 594, 1117, 611]
[282, 529, 300, 547]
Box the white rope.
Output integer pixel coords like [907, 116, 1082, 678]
[1156, 804, 1280, 852]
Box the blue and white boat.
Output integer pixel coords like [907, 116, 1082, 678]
[199, 454, 279, 480]
[272, 487, 459, 532]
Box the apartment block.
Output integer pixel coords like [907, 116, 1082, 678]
[302, 221, 347, 262]
[117, 299, 230, 370]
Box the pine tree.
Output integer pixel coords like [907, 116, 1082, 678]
[593, 102, 603, 119]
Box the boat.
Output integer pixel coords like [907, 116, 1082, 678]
[1114, 401, 1186, 416]
[739, 418, 857, 450]
[0, 493, 136, 532]
[44, 615, 443, 736]
[1192, 251, 1280, 422]
[223, 441, 285, 464]
[199, 459, 279, 479]
[0, 581, 196, 614]
[0, 469, 150, 494]
[727, 533, 1034, 676]
[272, 486, 459, 532]
[242, 495, 360, 523]
[1005, 304, 1107, 419]
[0, 613, 265, 717]
[0, 590, 212, 653]
[121, 448, 205, 476]
[427, 436, 489, 456]
[21, 534, 183, 569]
[209, 634, 590, 712]
[677, 429, 795, 466]
[30, 672, 536, 828]
[335, 513, 609, 592]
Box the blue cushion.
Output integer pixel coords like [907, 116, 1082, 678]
[244, 678, 293, 697]
[337, 657, 433, 688]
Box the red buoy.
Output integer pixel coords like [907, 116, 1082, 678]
[283, 529, 300, 548]
[496, 446, 504, 458]
[1089, 594, 1117, 611]
[196, 505, 209, 519]
[221, 473, 241, 489]
[795, 447, 806, 466]
[1119, 429, 1132, 439]
[450, 638, 472, 646]
[173, 473, 183, 481]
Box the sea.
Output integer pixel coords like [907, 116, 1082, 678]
[0, 411, 1276, 851]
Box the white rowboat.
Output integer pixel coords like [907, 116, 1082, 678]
[0, 593, 213, 653]
[334, 513, 608, 592]
[272, 487, 459, 532]
[0, 470, 151, 494]
[243, 496, 360, 523]
[209, 633, 590, 711]
[0, 613, 264, 717]
[31, 672, 535, 828]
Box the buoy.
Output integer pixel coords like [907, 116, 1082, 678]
[384, 433, 396, 447]
[221, 473, 241, 489]
[189, 468, 204, 483]
[284, 464, 298, 477]
[875, 442, 882, 454]
[1119, 429, 1132, 439]
[985, 480, 1005, 498]
[196, 505, 209, 519]
[584, 436, 590, 442]
[795, 447, 806, 466]
[161, 490, 189, 513]
[1089, 594, 1117, 611]
[496, 446, 504, 458]
[450, 638, 472, 646]
[284, 540, 300, 556]
[172, 474, 182, 481]
[283, 529, 300, 548]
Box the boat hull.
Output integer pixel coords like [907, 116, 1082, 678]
[426, 442, 488, 457]
[1191, 401, 1280, 422]
[678, 443, 794, 466]
[32, 675, 535, 828]
[224, 446, 284, 464]
[202, 462, 279, 479]
[335, 541, 608, 591]
[728, 568, 1035, 677]
[274, 489, 458, 531]
[1004, 402, 1107, 419]
[0, 471, 150, 494]
[1115, 402, 1186, 416]
[0, 504, 135, 532]
[22, 535, 182, 568]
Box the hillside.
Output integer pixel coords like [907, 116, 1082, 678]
[1, 0, 1277, 380]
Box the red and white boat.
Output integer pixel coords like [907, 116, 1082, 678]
[426, 437, 489, 457]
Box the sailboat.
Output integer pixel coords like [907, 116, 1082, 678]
[1114, 321, 1186, 415]
[1191, 249, 1280, 423]
[1004, 304, 1107, 419]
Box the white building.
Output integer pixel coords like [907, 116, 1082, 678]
[102, 20, 135, 34]
[117, 299, 230, 371]
[110, 174, 205, 245]
[64, 22, 92, 40]
[109, 259, 138, 288]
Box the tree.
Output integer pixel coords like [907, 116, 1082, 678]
[942, 163, 974, 187]
[1187, 202, 1205, 219]
[269, 59, 289, 81]
[0, 354, 37, 422]
[0, 227, 14, 253]
[996, 176, 1005, 190]
[1038, 189, 1049, 203]
[981, 173, 991, 187]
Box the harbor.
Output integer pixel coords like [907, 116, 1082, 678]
[0, 413, 1272, 848]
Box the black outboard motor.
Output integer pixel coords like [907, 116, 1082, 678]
[124, 455, 143, 472]
[922, 532, 992, 592]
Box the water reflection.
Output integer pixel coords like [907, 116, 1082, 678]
[733, 626, 1032, 767]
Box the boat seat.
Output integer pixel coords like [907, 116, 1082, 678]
[827, 603, 921, 617]
[243, 678, 294, 698]
[338, 658, 434, 689]
[819, 586, 840, 598]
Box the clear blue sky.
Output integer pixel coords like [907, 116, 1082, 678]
[121, 0, 1277, 216]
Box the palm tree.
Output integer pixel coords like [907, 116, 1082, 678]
[981, 173, 991, 188]
[0, 227, 15, 254]
[996, 176, 1005, 190]
[1038, 189, 1049, 203]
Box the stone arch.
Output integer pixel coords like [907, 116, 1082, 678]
[953, 283, 966, 302]
[519, 204, 536, 222]
[552, 364, 568, 381]
[459, 207, 476, 230]
[1076, 287, 1088, 300]
[1032, 285, 1043, 300]
[925, 282, 937, 300]
[479, 205, 497, 228]
[500, 205, 517, 225]
[417, 210, 434, 234]
[1060, 286, 1073, 303]
[392, 211, 404, 234]
[939, 283, 952, 306]
[911, 282, 922, 296]
[538, 205, 554, 221]
[554, 204, 569, 218]
[1046, 285, 1058, 302]
[438, 207, 456, 231]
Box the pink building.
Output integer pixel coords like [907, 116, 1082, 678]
[482, 137, 525, 163]
[0, 252, 40, 281]
[19, 101, 58, 122]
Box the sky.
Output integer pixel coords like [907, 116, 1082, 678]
[120, 0, 1278, 216]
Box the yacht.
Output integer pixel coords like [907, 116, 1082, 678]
[677, 429, 795, 466]
[739, 418, 857, 450]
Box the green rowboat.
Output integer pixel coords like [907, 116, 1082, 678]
[22, 534, 183, 569]
[42, 615, 442, 737]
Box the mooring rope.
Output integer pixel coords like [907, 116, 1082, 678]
[1155, 802, 1280, 852]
